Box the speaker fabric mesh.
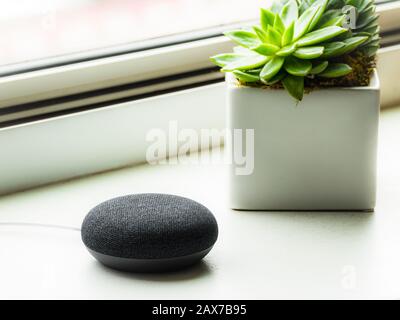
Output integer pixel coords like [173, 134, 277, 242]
[81, 194, 218, 259]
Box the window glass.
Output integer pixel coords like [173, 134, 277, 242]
[0, 0, 267, 68]
[0, 0, 397, 71]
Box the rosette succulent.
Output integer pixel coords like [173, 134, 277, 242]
[210, 0, 379, 101]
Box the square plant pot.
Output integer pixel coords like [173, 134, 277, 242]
[227, 70, 380, 211]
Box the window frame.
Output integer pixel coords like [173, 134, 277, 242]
[0, 1, 400, 195]
[0, 2, 399, 111]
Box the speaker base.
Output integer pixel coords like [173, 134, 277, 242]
[87, 247, 213, 273]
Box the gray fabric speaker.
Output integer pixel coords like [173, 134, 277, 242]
[81, 193, 218, 273]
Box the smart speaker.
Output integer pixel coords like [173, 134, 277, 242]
[81, 194, 218, 273]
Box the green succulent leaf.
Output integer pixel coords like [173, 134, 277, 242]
[282, 75, 304, 101]
[358, 16, 379, 30]
[293, 2, 321, 41]
[271, 0, 291, 14]
[327, 0, 346, 8]
[321, 36, 368, 58]
[320, 41, 345, 58]
[252, 43, 281, 55]
[365, 33, 380, 43]
[364, 39, 380, 48]
[326, 15, 345, 28]
[354, 31, 373, 37]
[317, 9, 340, 23]
[298, 0, 314, 14]
[363, 34, 380, 47]
[266, 26, 282, 46]
[262, 70, 287, 84]
[307, 0, 328, 32]
[280, 0, 298, 27]
[284, 56, 312, 76]
[260, 8, 276, 31]
[334, 36, 368, 56]
[253, 26, 268, 42]
[363, 24, 380, 35]
[260, 56, 286, 80]
[361, 45, 379, 57]
[360, 0, 372, 12]
[310, 60, 329, 74]
[335, 29, 352, 41]
[357, 6, 376, 29]
[296, 26, 347, 47]
[222, 54, 270, 71]
[276, 43, 297, 56]
[316, 10, 345, 28]
[347, 0, 370, 12]
[210, 53, 245, 67]
[281, 21, 295, 46]
[246, 68, 262, 75]
[318, 63, 352, 77]
[233, 70, 260, 82]
[363, 18, 379, 30]
[224, 30, 260, 48]
[273, 14, 286, 34]
[293, 46, 324, 59]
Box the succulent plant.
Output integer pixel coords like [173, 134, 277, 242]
[324, 0, 380, 57]
[210, 0, 379, 101]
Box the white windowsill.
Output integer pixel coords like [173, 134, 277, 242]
[0, 106, 399, 299]
[1, 43, 400, 197]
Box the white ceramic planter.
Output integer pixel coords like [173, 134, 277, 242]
[228, 70, 380, 211]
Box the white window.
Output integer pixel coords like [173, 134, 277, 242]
[0, 0, 399, 194]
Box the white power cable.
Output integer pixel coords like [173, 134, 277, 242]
[0, 222, 81, 232]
